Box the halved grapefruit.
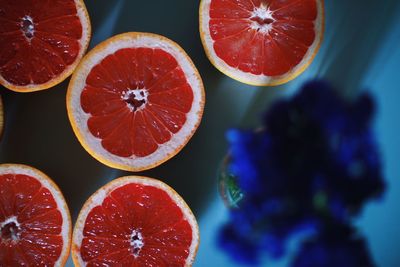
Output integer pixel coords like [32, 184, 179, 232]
[0, 0, 91, 92]
[0, 164, 71, 266]
[199, 0, 324, 86]
[72, 176, 200, 266]
[67, 32, 205, 171]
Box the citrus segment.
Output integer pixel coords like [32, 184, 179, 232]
[200, 0, 324, 86]
[72, 176, 200, 267]
[67, 32, 205, 171]
[0, 0, 91, 92]
[0, 164, 71, 266]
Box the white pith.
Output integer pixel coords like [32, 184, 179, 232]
[121, 88, 149, 112]
[130, 229, 144, 257]
[72, 176, 200, 267]
[200, 0, 324, 86]
[0, 0, 91, 91]
[0, 216, 20, 241]
[68, 33, 204, 171]
[250, 5, 275, 34]
[0, 164, 71, 267]
[21, 15, 35, 41]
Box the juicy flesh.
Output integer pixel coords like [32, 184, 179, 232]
[0, 0, 83, 86]
[80, 184, 193, 266]
[209, 0, 318, 76]
[81, 47, 194, 158]
[0, 173, 64, 266]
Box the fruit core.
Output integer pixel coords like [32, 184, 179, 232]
[130, 229, 144, 257]
[122, 89, 148, 112]
[21, 15, 35, 39]
[0, 217, 20, 242]
[250, 5, 275, 33]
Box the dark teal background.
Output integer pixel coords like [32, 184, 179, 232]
[1, 1, 399, 266]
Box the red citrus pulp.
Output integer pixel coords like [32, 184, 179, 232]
[0, 0, 91, 92]
[67, 32, 205, 171]
[72, 176, 200, 266]
[0, 164, 71, 266]
[200, 0, 324, 86]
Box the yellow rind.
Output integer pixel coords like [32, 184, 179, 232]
[0, 163, 72, 266]
[67, 32, 205, 172]
[199, 0, 325, 86]
[0, 0, 92, 92]
[72, 176, 200, 267]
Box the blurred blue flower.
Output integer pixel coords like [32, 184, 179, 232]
[292, 224, 375, 267]
[219, 81, 385, 265]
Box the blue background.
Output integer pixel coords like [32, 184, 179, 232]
[196, 1, 400, 266]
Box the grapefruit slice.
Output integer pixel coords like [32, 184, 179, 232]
[0, 0, 91, 92]
[0, 164, 71, 266]
[72, 176, 200, 267]
[199, 0, 324, 86]
[67, 32, 205, 171]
